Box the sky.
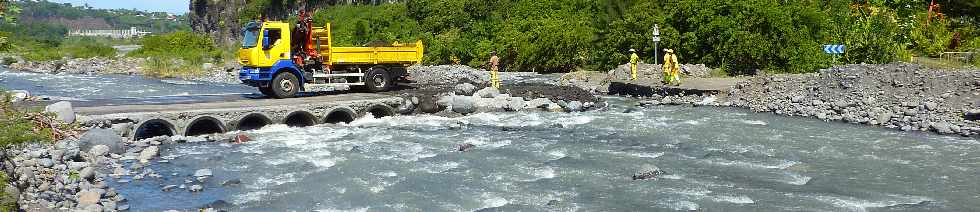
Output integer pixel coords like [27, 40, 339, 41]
[47, 0, 189, 14]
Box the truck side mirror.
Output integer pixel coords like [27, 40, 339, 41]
[262, 36, 271, 50]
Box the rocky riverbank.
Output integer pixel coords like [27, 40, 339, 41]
[3, 56, 241, 84]
[727, 63, 980, 137]
[602, 63, 980, 138]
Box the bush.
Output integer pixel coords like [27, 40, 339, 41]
[0, 91, 51, 148]
[129, 31, 220, 78]
[0, 172, 14, 212]
[60, 37, 116, 59]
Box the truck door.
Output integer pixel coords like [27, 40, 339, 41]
[261, 28, 289, 65]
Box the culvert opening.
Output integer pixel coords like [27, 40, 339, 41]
[324, 109, 355, 124]
[238, 113, 271, 131]
[134, 119, 175, 140]
[185, 117, 225, 136]
[367, 105, 394, 118]
[284, 111, 317, 127]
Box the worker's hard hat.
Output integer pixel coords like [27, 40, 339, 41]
[491, 51, 497, 55]
[666, 49, 674, 53]
[629, 49, 636, 52]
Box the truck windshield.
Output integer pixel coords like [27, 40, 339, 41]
[241, 21, 260, 48]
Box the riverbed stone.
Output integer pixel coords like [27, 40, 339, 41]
[473, 87, 499, 98]
[138, 146, 159, 163]
[79, 128, 125, 154]
[77, 191, 101, 205]
[89, 145, 110, 157]
[79, 167, 95, 181]
[930, 121, 953, 134]
[194, 169, 213, 178]
[451, 96, 476, 114]
[189, 184, 204, 192]
[453, 83, 477, 96]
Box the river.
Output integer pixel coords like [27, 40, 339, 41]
[3, 69, 978, 211]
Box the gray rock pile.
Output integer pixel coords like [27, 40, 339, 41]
[727, 63, 980, 137]
[607, 63, 713, 81]
[8, 57, 145, 75]
[407, 65, 543, 85]
[397, 84, 599, 116]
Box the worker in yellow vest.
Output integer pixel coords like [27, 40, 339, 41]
[629, 49, 639, 81]
[489, 51, 501, 89]
[662, 49, 680, 85]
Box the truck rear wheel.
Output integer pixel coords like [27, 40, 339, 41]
[271, 72, 299, 98]
[365, 67, 390, 92]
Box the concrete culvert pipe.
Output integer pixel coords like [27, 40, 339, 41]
[134, 119, 176, 141]
[238, 113, 272, 131]
[185, 116, 226, 136]
[284, 111, 317, 127]
[366, 104, 395, 118]
[324, 108, 356, 124]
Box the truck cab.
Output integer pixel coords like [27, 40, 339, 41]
[238, 19, 423, 98]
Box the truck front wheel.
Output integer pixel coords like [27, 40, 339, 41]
[271, 72, 300, 98]
[365, 68, 391, 92]
[258, 86, 275, 97]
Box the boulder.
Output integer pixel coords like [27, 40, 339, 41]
[525, 98, 554, 110]
[55, 139, 81, 161]
[453, 83, 478, 96]
[451, 96, 477, 114]
[194, 169, 213, 178]
[473, 87, 500, 98]
[138, 146, 159, 163]
[89, 145, 110, 156]
[79, 167, 95, 181]
[189, 184, 204, 192]
[632, 165, 666, 180]
[418, 96, 445, 114]
[564, 101, 583, 112]
[79, 128, 125, 154]
[930, 121, 953, 134]
[44, 101, 75, 123]
[110, 122, 134, 137]
[77, 191, 101, 205]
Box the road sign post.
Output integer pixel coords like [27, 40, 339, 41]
[823, 44, 845, 65]
[652, 24, 660, 65]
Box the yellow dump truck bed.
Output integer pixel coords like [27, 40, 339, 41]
[312, 24, 424, 66]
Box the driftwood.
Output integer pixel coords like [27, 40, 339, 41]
[23, 112, 79, 141]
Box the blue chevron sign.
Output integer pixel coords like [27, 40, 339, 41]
[823, 45, 845, 54]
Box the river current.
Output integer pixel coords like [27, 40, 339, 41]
[2, 69, 977, 211]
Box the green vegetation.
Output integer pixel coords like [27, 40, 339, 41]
[128, 31, 222, 78]
[0, 172, 14, 212]
[15, 0, 189, 33]
[263, 0, 980, 74]
[0, 91, 53, 147]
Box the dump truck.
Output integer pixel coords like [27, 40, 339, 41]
[238, 12, 424, 98]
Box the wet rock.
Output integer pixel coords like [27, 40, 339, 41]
[546, 200, 560, 207]
[525, 98, 554, 110]
[473, 87, 500, 98]
[221, 179, 242, 186]
[456, 143, 476, 152]
[189, 184, 204, 192]
[194, 169, 213, 178]
[632, 165, 666, 180]
[451, 96, 476, 114]
[564, 101, 583, 112]
[138, 146, 159, 163]
[161, 185, 178, 192]
[79, 128, 125, 154]
[44, 101, 75, 123]
[930, 121, 953, 134]
[418, 96, 445, 114]
[203, 199, 232, 209]
[453, 83, 478, 96]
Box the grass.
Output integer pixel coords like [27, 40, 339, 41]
[911, 56, 977, 70]
[140, 57, 206, 78]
